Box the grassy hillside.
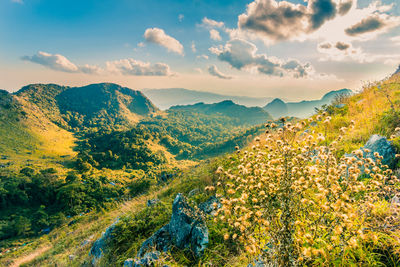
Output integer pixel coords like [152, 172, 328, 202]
[1, 74, 399, 266]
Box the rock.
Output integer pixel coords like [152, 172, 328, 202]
[188, 188, 199, 197]
[138, 225, 171, 257]
[362, 135, 397, 167]
[81, 235, 94, 247]
[69, 254, 76, 261]
[138, 194, 208, 258]
[89, 220, 119, 266]
[198, 196, 221, 216]
[129, 251, 162, 266]
[146, 199, 160, 207]
[168, 194, 208, 257]
[391, 195, 400, 208]
[123, 258, 134, 267]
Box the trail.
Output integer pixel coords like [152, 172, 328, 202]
[9, 245, 51, 267]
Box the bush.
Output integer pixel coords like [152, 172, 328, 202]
[129, 178, 154, 197]
[210, 115, 399, 266]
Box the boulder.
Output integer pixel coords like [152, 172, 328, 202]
[138, 225, 171, 257]
[169, 194, 208, 257]
[89, 220, 118, 266]
[125, 252, 163, 267]
[362, 135, 397, 167]
[146, 199, 160, 207]
[138, 194, 208, 258]
[198, 196, 221, 216]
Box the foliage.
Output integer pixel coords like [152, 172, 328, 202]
[211, 116, 400, 266]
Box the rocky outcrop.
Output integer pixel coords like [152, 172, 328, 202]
[138, 194, 208, 258]
[198, 196, 221, 216]
[362, 135, 397, 167]
[89, 220, 118, 266]
[124, 252, 165, 267]
[146, 199, 160, 207]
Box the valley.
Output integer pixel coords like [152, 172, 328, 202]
[0, 72, 400, 266]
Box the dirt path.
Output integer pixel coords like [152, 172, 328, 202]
[9, 245, 51, 267]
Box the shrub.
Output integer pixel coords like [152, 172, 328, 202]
[210, 115, 399, 266]
[129, 178, 154, 197]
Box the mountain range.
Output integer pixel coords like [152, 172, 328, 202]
[264, 88, 352, 118]
[141, 88, 276, 109]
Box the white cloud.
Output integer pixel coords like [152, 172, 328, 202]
[11, 0, 23, 4]
[209, 29, 222, 41]
[178, 14, 184, 22]
[79, 64, 103, 75]
[234, 0, 400, 44]
[144, 28, 184, 55]
[208, 65, 232, 79]
[210, 39, 315, 78]
[137, 42, 145, 48]
[22, 51, 80, 73]
[22, 51, 173, 76]
[197, 54, 209, 60]
[201, 17, 225, 28]
[191, 41, 197, 53]
[106, 58, 173, 76]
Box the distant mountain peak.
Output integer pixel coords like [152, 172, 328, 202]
[264, 88, 352, 119]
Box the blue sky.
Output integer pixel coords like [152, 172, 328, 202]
[1, 0, 400, 100]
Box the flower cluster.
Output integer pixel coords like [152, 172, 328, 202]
[210, 115, 399, 266]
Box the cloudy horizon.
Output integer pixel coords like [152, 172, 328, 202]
[1, 0, 399, 101]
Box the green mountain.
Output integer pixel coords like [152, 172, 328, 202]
[16, 83, 158, 131]
[264, 88, 352, 118]
[169, 100, 272, 126]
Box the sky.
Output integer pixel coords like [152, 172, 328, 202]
[1, 0, 400, 100]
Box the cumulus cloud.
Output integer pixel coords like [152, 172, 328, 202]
[79, 64, 103, 75]
[236, 0, 400, 44]
[201, 17, 225, 28]
[209, 29, 222, 41]
[338, 1, 352, 15]
[317, 41, 368, 62]
[22, 51, 80, 73]
[334, 41, 350, 50]
[237, 0, 340, 42]
[22, 51, 173, 76]
[345, 15, 387, 36]
[210, 39, 313, 78]
[144, 28, 184, 55]
[208, 65, 232, 79]
[178, 14, 184, 22]
[11, 0, 23, 4]
[106, 58, 172, 76]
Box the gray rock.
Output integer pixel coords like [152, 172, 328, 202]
[123, 258, 134, 267]
[89, 220, 119, 266]
[362, 134, 397, 167]
[391, 195, 400, 207]
[138, 225, 171, 257]
[133, 251, 161, 266]
[168, 194, 208, 257]
[146, 199, 160, 207]
[68, 254, 76, 261]
[198, 196, 221, 216]
[138, 193, 208, 258]
[188, 188, 199, 197]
